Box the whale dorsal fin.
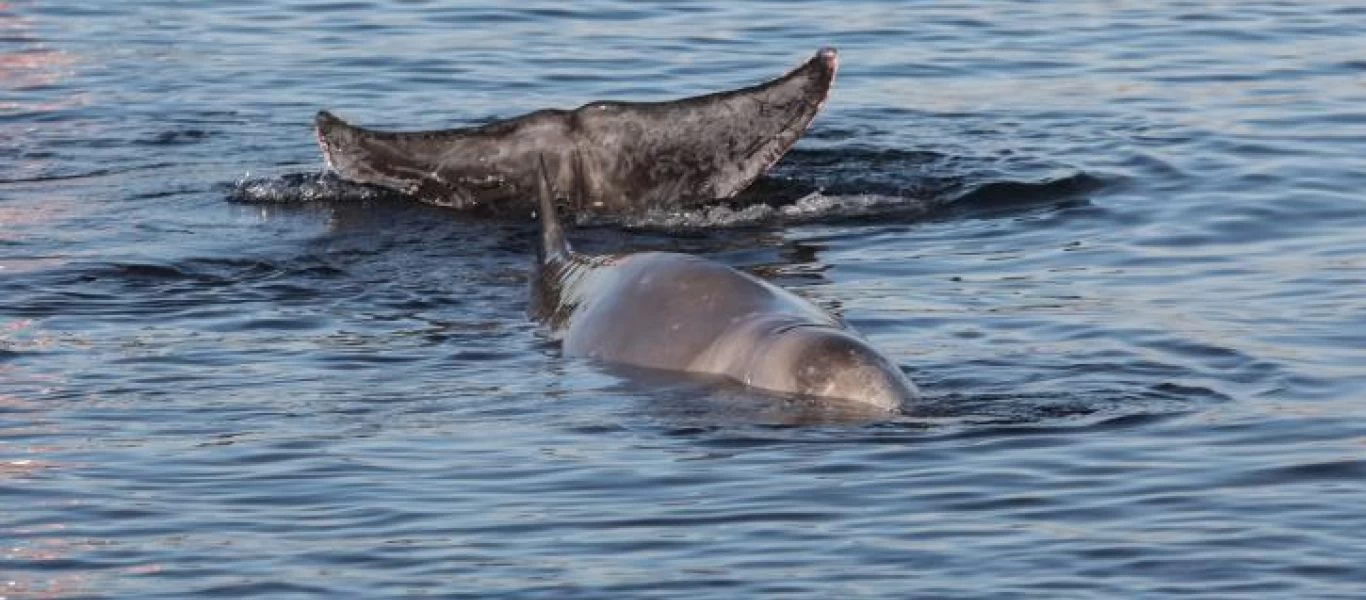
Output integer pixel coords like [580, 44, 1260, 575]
[535, 154, 571, 265]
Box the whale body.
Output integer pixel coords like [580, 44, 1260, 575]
[528, 157, 918, 412]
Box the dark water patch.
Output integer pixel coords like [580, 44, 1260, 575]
[948, 172, 1105, 212]
[134, 129, 211, 146]
[106, 261, 199, 280]
[638, 391, 1195, 449]
[190, 581, 340, 598]
[0, 162, 178, 185]
[910, 387, 1201, 431]
[41, 257, 344, 289]
[1221, 459, 1366, 489]
[302, 1, 375, 12]
[772, 146, 964, 199]
[0, 256, 355, 319]
[204, 315, 331, 333]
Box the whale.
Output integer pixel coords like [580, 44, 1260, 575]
[529, 157, 918, 412]
[316, 48, 839, 217]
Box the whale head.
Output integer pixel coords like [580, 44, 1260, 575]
[745, 325, 918, 413]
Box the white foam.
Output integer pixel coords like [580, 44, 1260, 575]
[605, 192, 936, 230]
[230, 172, 395, 204]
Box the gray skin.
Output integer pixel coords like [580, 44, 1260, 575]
[530, 160, 919, 413]
[316, 48, 839, 216]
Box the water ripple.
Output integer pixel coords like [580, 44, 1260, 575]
[4, 0, 1366, 597]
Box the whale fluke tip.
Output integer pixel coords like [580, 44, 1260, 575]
[315, 110, 343, 130]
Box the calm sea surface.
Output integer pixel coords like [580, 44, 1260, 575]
[3, 1, 1366, 598]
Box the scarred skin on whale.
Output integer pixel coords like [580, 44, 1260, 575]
[528, 158, 918, 412]
[315, 48, 839, 216]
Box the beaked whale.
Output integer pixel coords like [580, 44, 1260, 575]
[529, 157, 918, 412]
[316, 48, 839, 217]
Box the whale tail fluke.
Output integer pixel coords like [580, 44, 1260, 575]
[535, 154, 571, 265]
[312, 48, 837, 215]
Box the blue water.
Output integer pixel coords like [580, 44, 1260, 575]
[4, 1, 1366, 597]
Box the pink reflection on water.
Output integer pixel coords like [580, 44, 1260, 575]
[0, 3, 81, 114]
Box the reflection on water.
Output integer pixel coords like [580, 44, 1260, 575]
[0, 3, 81, 114]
